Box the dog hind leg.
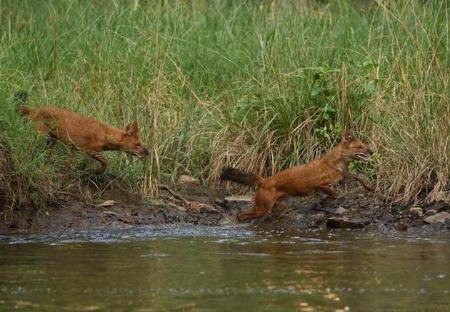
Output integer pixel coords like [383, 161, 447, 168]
[237, 187, 280, 222]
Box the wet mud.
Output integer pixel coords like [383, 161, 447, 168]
[1, 181, 449, 234]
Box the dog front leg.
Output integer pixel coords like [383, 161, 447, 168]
[317, 185, 337, 199]
[87, 152, 108, 174]
[344, 173, 374, 192]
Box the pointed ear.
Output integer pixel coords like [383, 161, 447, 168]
[124, 121, 139, 136]
[341, 129, 354, 143]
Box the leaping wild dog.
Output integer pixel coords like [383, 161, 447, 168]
[14, 91, 148, 174]
[220, 131, 374, 222]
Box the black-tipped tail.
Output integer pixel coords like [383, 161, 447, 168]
[220, 167, 263, 186]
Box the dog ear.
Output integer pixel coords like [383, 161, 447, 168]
[341, 129, 354, 143]
[124, 121, 139, 136]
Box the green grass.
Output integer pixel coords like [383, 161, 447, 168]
[0, 0, 448, 211]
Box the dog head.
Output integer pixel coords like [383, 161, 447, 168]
[122, 121, 149, 158]
[339, 130, 373, 161]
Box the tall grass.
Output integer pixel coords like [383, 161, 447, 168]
[0, 0, 448, 211]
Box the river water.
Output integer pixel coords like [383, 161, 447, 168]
[1, 225, 449, 311]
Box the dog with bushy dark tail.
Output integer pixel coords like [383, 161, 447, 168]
[221, 131, 374, 222]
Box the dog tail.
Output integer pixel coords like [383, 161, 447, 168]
[220, 167, 264, 186]
[13, 90, 31, 116]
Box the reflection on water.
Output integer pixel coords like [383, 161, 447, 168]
[1, 225, 450, 311]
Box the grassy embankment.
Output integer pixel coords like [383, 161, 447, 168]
[0, 0, 448, 216]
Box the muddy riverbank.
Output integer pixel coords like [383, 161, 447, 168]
[2, 181, 450, 234]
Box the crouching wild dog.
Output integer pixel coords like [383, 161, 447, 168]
[220, 131, 374, 222]
[14, 91, 148, 174]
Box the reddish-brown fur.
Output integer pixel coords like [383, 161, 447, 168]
[15, 91, 148, 174]
[221, 131, 373, 222]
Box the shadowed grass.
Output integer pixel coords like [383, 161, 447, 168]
[0, 0, 448, 214]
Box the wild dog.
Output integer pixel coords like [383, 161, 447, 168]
[220, 131, 374, 222]
[14, 91, 148, 174]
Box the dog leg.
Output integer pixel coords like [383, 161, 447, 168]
[87, 152, 108, 174]
[345, 173, 375, 192]
[318, 185, 337, 199]
[237, 209, 269, 222]
[237, 187, 279, 222]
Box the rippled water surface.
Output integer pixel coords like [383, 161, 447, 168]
[1, 225, 450, 311]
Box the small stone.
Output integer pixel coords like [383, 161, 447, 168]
[429, 191, 450, 204]
[199, 204, 218, 212]
[178, 175, 200, 185]
[334, 207, 348, 215]
[326, 217, 370, 229]
[409, 207, 423, 217]
[223, 195, 253, 211]
[425, 209, 437, 216]
[424, 212, 450, 224]
[395, 222, 408, 231]
[311, 213, 326, 224]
